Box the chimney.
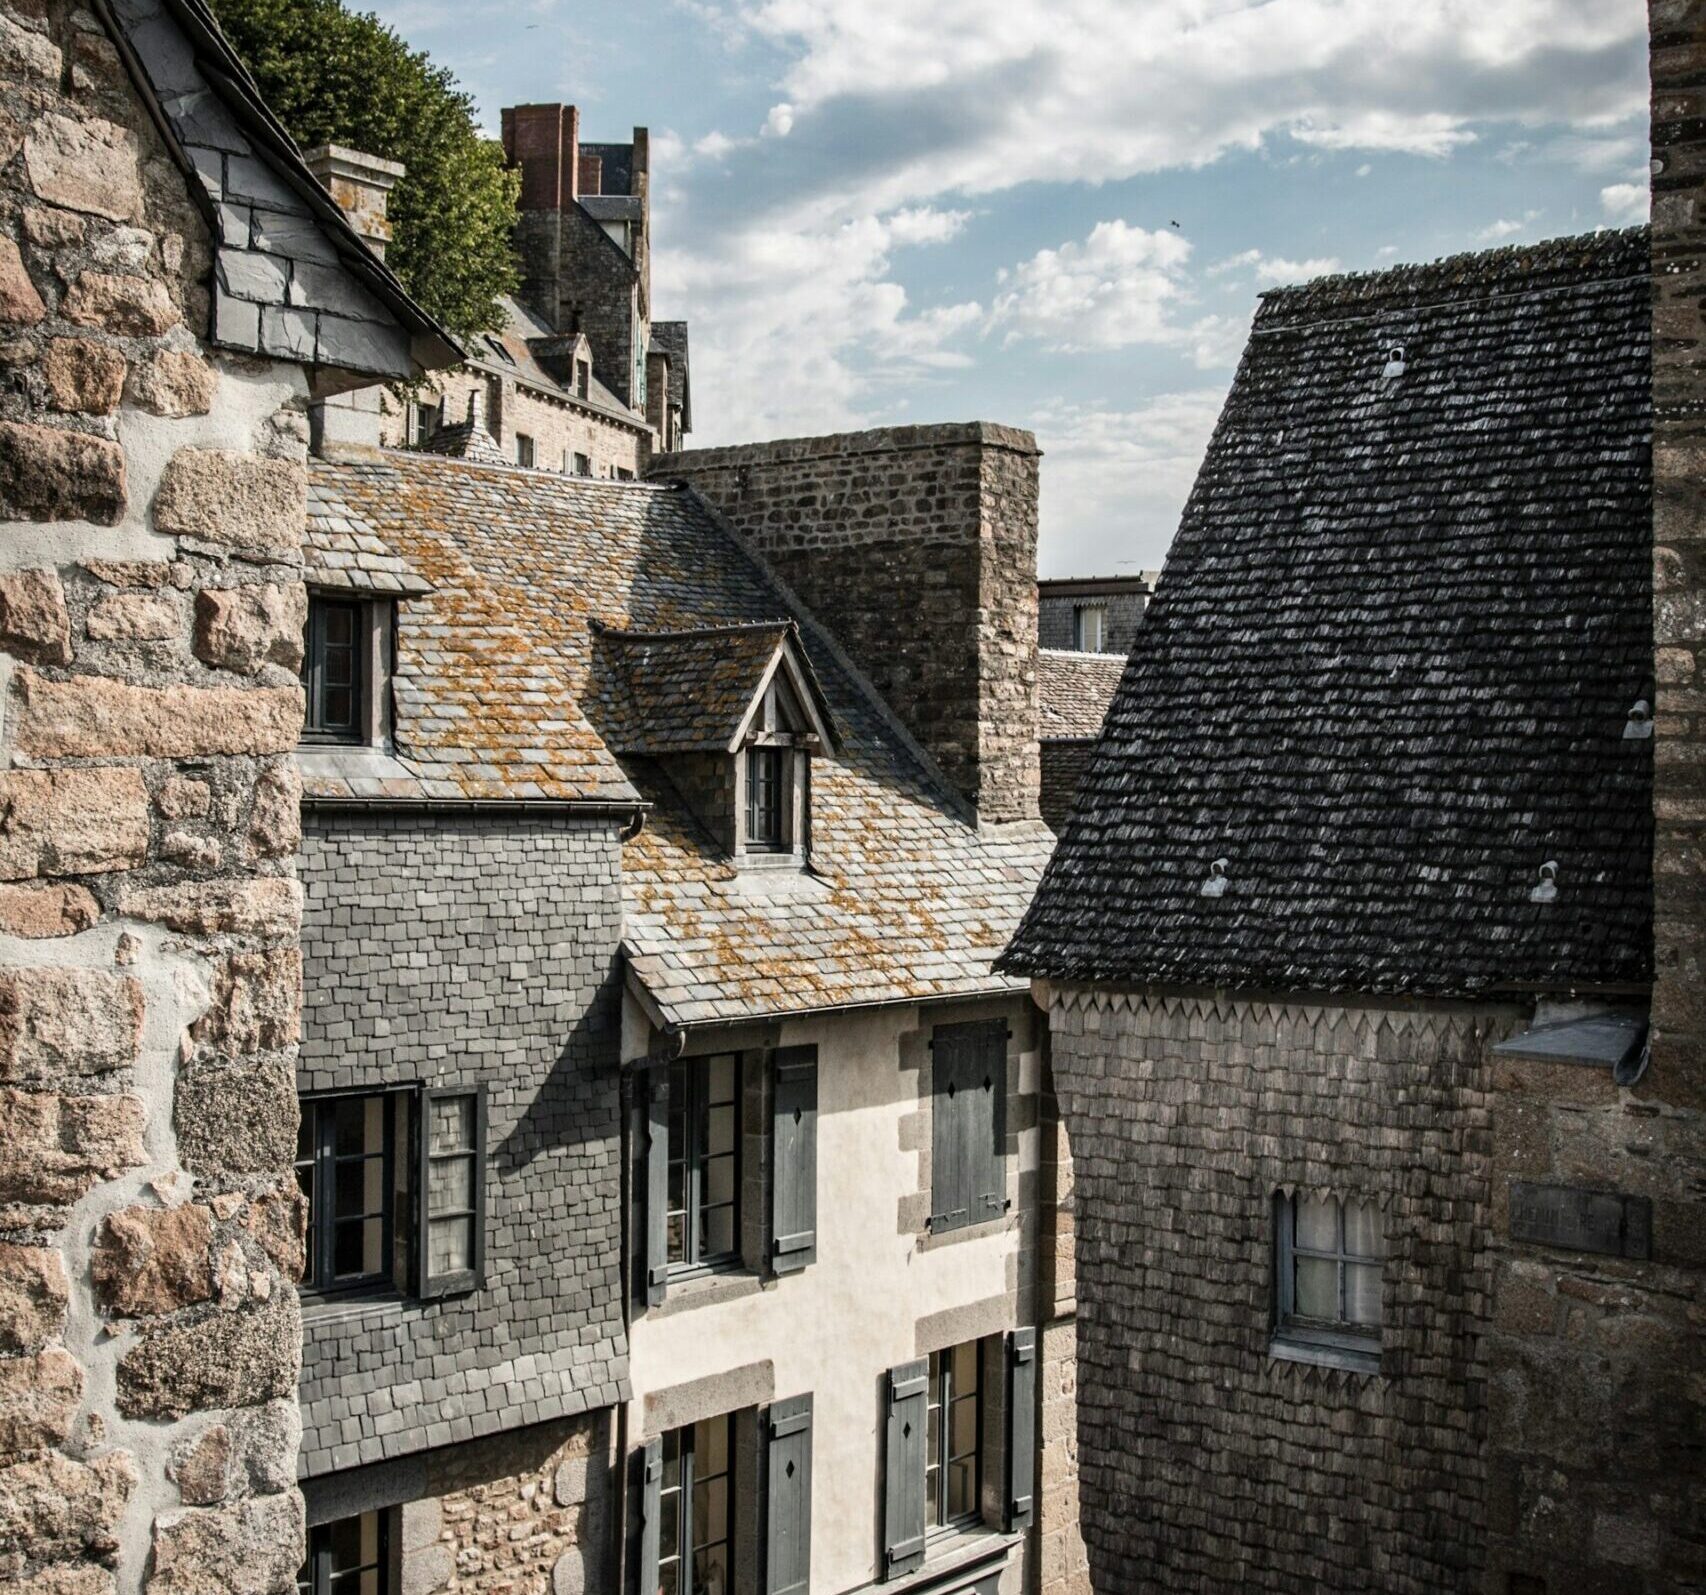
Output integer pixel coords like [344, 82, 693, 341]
[657, 424, 1043, 823]
[501, 103, 578, 209]
[305, 145, 405, 260]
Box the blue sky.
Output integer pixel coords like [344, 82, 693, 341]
[373, 0, 1649, 576]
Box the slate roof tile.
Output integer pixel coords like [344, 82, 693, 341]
[1002, 229, 1653, 998]
[308, 452, 1052, 1026]
[1039, 648, 1126, 740]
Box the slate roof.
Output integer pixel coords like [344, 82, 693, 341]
[593, 621, 832, 755]
[1039, 649, 1125, 741]
[107, 0, 458, 383]
[307, 453, 1053, 1028]
[1003, 230, 1653, 998]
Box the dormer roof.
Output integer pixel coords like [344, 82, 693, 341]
[592, 620, 835, 756]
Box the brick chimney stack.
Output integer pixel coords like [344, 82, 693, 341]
[305, 144, 405, 260]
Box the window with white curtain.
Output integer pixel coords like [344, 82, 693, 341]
[1273, 1191, 1384, 1369]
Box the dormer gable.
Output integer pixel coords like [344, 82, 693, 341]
[592, 620, 835, 861]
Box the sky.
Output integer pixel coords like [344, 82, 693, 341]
[371, 0, 1651, 577]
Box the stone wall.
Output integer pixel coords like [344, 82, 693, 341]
[376, 368, 648, 478]
[1046, 989, 1499, 1594]
[0, 1, 313, 1586]
[653, 424, 1043, 824]
[296, 808, 630, 1478]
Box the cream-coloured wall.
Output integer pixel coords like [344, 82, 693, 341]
[626, 994, 1041, 1595]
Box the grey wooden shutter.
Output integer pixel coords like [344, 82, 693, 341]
[1004, 1327, 1036, 1531]
[644, 1064, 670, 1307]
[930, 1021, 1007, 1233]
[882, 1358, 928, 1579]
[638, 1436, 662, 1595]
[764, 1394, 813, 1595]
[770, 1047, 818, 1274]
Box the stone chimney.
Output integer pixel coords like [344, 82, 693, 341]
[653, 424, 1043, 823]
[500, 103, 650, 409]
[304, 144, 405, 260]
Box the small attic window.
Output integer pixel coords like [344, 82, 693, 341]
[484, 335, 514, 365]
[1381, 345, 1407, 382]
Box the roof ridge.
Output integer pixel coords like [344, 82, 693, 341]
[594, 619, 793, 642]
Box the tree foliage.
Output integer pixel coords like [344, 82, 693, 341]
[209, 0, 518, 340]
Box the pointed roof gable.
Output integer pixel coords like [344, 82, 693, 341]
[101, 0, 458, 388]
[592, 620, 835, 756]
[1003, 230, 1653, 999]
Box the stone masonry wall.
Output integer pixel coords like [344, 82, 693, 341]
[1047, 989, 1499, 1595]
[297, 809, 629, 1478]
[377, 369, 648, 478]
[653, 424, 1042, 824]
[0, 2, 314, 1588]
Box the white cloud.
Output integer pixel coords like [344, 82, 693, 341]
[1208, 248, 1342, 286]
[1601, 180, 1649, 225]
[1473, 209, 1542, 242]
[1028, 390, 1232, 574]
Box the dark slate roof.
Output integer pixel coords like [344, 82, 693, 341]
[651, 321, 691, 430]
[105, 0, 458, 384]
[308, 453, 1053, 1027]
[593, 621, 832, 755]
[1039, 649, 1125, 740]
[1003, 230, 1653, 998]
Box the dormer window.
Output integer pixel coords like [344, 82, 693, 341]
[593, 620, 837, 866]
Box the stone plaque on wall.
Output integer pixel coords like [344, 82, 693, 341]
[1509, 1181, 1652, 1260]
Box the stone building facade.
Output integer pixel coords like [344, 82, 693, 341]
[1035, 576, 1153, 658]
[1004, 225, 1672, 1595]
[0, 0, 451, 1587]
[653, 425, 1043, 825]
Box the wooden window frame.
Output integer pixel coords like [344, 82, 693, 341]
[665, 1055, 743, 1277]
[925, 1342, 983, 1537]
[295, 1092, 397, 1296]
[1272, 1192, 1383, 1370]
[301, 595, 367, 744]
[297, 1508, 391, 1594]
[746, 745, 789, 853]
[418, 1085, 487, 1299]
[657, 1414, 734, 1595]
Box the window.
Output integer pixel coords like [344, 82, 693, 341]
[928, 1021, 1007, 1235]
[298, 1511, 389, 1594]
[666, 1055, 740, 1271]
[301, 596, 364, 743]
[296, 1087, 485, 1298]
[575, 359, 590, 399]
[658, 1415, 732, 1595]
[515, 432, 535, 468]
[572, 452, 592, 476]
[1273, 1192, 1384, 1366]
[420, 1088, 487, 1297]
[1073, 603, 1107, 652]
[295, 1094, 396, 1292]
[746, 747, 786, 852]
[926, 1342, 980, 1532]
[615, 466, 635, 481]
[405, 398, 440, 446]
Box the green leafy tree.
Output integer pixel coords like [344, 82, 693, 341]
[209, 0, 518, 340]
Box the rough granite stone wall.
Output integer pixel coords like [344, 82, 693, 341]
[653, 424, 1042, 824]
[296, 809, 629, 1478]
[0, 2, 313, 1587]
[376, 369, 648, 477]
[1469, 8, 1706, 1590]
[1047, 989, 1499, 1595]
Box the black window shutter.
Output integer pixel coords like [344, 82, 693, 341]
[931, 1021, 1007, 1233]
[882, 1358, 928, 1579]
[1005, 1326, 1036, 1531]
[770, 1046, 818, 1274]
[644, 1064, 670, 1307]
[638, 1436, 662, 1595]
[764, 1393, 813, 1595]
